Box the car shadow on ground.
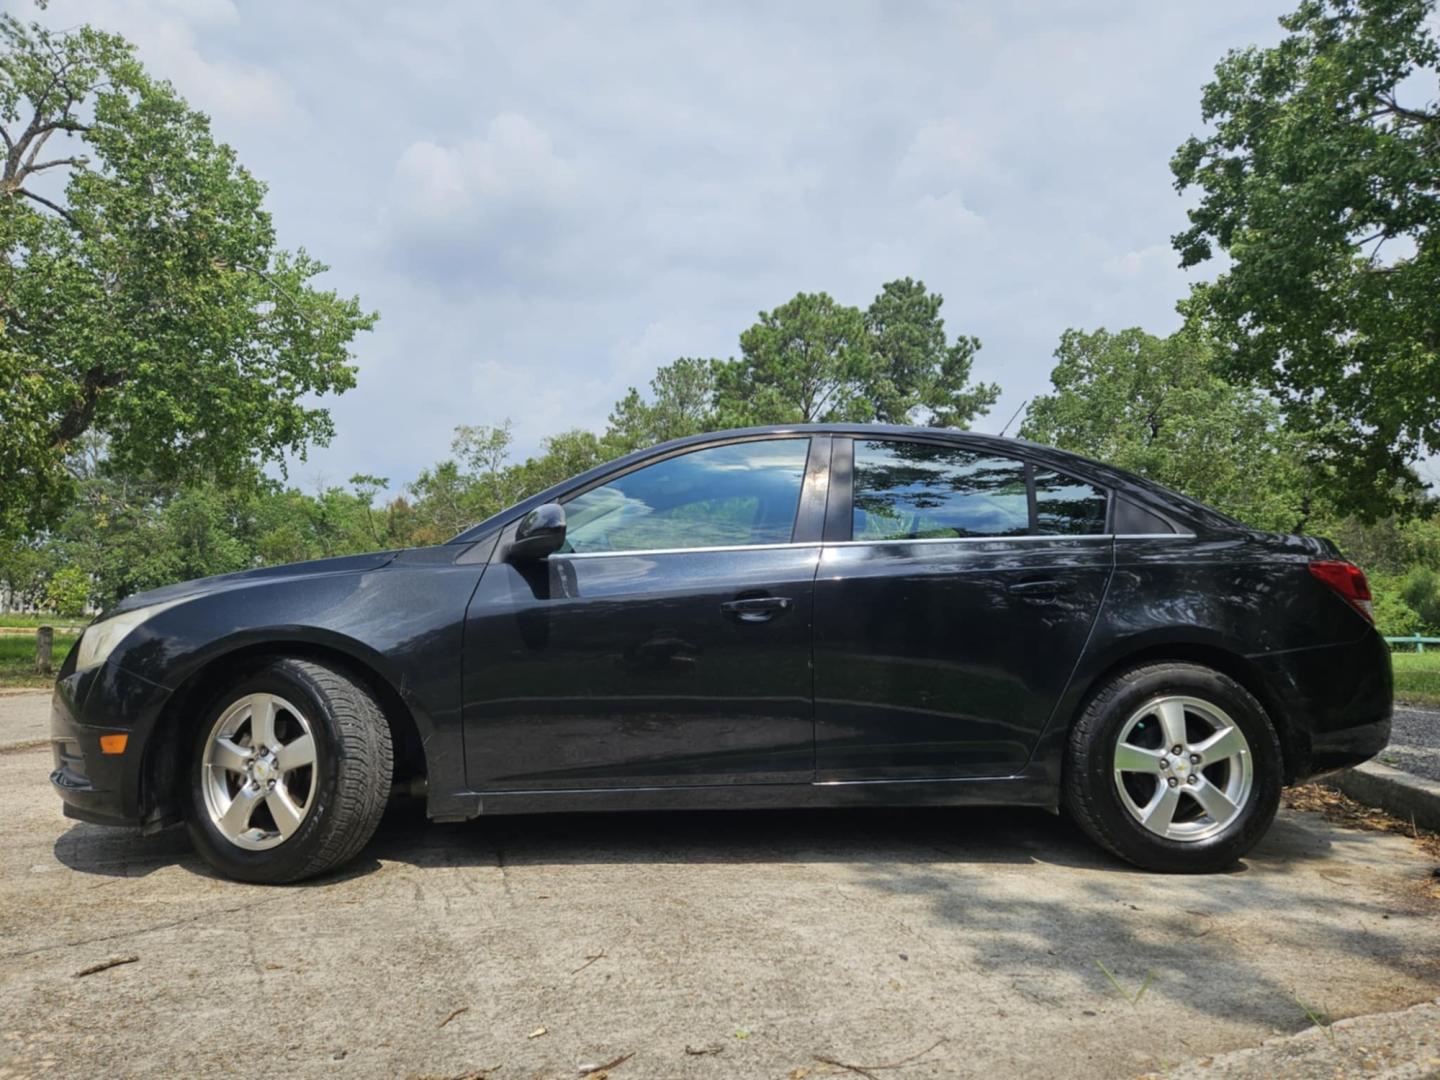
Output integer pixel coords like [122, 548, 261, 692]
[48, 801, 1440, 1038]
[51, 798, 1334, 882]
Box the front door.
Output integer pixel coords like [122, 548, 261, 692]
[813, 437, 1114, 780]
[463, 436, 822, 790]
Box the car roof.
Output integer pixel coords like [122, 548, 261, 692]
[447, 423, 1238, 544]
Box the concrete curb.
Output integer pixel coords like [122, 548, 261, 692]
[1321, 760, 1440, 833]
[1155, 997, 1440, 1078]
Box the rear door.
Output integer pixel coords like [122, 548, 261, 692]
[463, 435, 827, 791]
[813, 437, 1114, 780]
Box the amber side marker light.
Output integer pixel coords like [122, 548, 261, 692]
[99, 733, 128, 755]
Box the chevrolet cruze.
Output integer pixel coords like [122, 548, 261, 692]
[49, 425, 1391, 882]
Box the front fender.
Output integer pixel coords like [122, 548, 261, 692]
[91, 558, 484, 822]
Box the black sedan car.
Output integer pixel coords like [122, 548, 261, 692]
[49, 424, 1391, 882]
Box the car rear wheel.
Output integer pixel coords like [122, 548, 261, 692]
[1063, 662, 1282, 873]
[186, 657, 393, 884]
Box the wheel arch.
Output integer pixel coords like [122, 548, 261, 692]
[141, 635, 429, 824]
[1058, 638, 1298, 782]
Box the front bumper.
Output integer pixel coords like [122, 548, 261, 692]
[49, 660, 174, 829]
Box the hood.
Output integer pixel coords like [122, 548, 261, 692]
[106, 550, 401, 617]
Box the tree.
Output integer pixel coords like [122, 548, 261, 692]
[1171, 0, 1439, 519]
[864, 277, 998, 427]
[713, 281, 996, 430]
[517, 429, 606, 492]
[1021, 327, 1316, 532]
[715, 292, 874, 426]
[0, 15, 375, 540]
[43, 565, 89, 617]
[606, 357, 716, 453]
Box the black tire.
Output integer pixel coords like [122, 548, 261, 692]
[186, 658, 393, 884]
[1062, 662, 1282, 873]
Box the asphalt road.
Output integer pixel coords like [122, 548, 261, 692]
[2, 737, 1439, 1079]
[1384, 704, 1440, 782]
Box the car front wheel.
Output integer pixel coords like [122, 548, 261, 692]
[1063, 661, 1282, 873]
[186, 657, 393, 884]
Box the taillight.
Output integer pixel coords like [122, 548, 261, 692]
[1308, 560, 1374, 623]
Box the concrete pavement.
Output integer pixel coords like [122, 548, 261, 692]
[0, 689, 48, 751]
[1, 733, 1438, 1078]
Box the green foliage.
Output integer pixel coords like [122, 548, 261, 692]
[607, 358, 717, 454]
[1320, 511, 1440, 573]
[717, 291, 875, 425]
[1399, 566, 1440, 629]
[0, 537, 46, 609]
[712, 281, 997, 430]
[1172, 0, 1440, 519]
[0, 14, 375, 542]
[1021, 326, 1317, 531]
[43, 565, 89, 617]
[864, 277, 999, 428]
[1369, 573, 1425, 635]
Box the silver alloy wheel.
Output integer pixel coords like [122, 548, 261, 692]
[1112, 694, 1253, 842]
[200, 693, 318, 851]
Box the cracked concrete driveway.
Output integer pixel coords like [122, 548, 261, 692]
[1, 737, 1439, 1079]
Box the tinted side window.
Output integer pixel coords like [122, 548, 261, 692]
[561, 439, 809, 553]
[852, 441, 1029, 540]
[1033, 468, 1108, 535]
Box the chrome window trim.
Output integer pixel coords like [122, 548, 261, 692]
[557, 532, 1196, 558]
[562, 541, 820, 559]
[825, 533, 1112, 548]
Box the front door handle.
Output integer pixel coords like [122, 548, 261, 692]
[1007, 579, 1073, 600]
[720, 596, 794, 622]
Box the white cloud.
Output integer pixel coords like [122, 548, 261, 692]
[45, 0, 295, 128]
[392, 114, 579, 224]
[33, 0, 1300, 492]
[895, 119, 996, 189]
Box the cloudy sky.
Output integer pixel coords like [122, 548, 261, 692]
[35, 0, 1298, 492]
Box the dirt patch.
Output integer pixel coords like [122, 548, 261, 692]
[1285, 783, 1440, 875]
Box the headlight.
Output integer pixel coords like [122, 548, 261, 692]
[75, 598, 187, 673]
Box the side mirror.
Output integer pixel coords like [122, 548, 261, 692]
[509, 502, 567, 562]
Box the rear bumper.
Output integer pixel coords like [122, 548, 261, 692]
[49, 661, 173, 829]
[1252, 629, 1393, 782]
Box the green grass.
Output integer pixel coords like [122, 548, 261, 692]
[1392, 650, 1440, 707]
[0, 630, 78, 689]
[0, 612, 78, 629]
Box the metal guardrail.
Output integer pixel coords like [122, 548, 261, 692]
[1386, 635, 1440, 653]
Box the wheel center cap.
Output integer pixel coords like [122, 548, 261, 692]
[1174, 757, 1189, 776]
[252, 756, 275, 783]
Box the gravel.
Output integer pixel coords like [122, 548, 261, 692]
[1382, 705, 1440, 782]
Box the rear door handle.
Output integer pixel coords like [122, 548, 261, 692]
[1007, 579, 1073, 599]
[720, 596, 794, 622]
